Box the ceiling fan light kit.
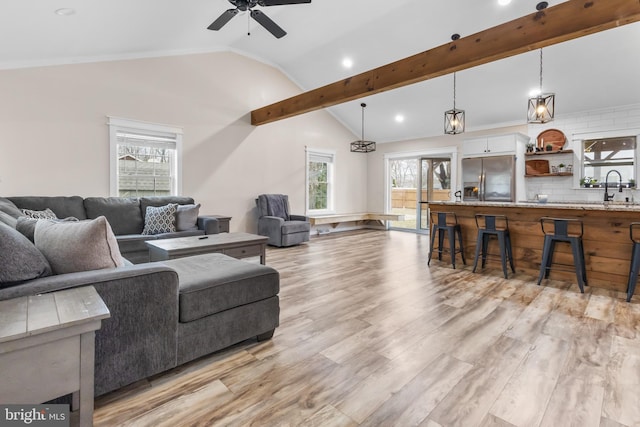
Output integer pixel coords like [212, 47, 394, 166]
[207, 0, 311, 38]
[351, 103, 376, 153]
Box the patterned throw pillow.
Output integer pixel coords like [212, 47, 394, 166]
[21, 208, 58, 219]
[142, 204, 178, 235]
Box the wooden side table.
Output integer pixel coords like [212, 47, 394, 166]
[0, 286, 110, 427]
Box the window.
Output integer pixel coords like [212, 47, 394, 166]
[582, 135, 636, 187]
[306, 149, 335, 213]
[108, 117, 183, 197]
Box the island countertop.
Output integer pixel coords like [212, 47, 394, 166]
[428, 201, 640, 292]
[430, 200, 640, 211]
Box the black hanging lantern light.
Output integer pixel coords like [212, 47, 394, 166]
[350, 103, 376, 153]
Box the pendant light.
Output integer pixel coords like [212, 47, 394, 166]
[444, 72, 465, 135]
[350, 103, 376, 153]
[527, 48, 555, 124]
[444, 33, 465, 135]
[527, 3, 554, 124]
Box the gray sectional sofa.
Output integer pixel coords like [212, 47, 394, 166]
[0, 196, 280, 397]
[6, 195, 223, 263]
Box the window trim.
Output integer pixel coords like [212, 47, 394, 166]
[305, 147, 335, 215]
[108, 116, 183, 197]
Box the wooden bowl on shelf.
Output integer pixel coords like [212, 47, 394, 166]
[537, 129, 566, 151]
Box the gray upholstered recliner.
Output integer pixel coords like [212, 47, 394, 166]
[256, 194, 310, 247]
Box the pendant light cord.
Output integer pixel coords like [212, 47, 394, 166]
[539, 48, 543, 93]
[361, 103, 366, 140]
[453, 72, 457, 110]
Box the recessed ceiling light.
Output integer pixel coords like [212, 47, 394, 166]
[498, 0, 512, 5]
[342, 58, 353, 69]
[55, 8, 76, 16]
[395, 114, 405, 123]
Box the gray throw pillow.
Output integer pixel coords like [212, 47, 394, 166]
[176, 203, 201, 231]
[0, 198, 23, 219]
[142, 204, 178, 235]
[0, 210, 17, 228]
[0, 222, 51, 287]
[35, 216, 125, 274]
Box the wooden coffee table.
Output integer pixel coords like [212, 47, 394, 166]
[146, 232, 269, 264]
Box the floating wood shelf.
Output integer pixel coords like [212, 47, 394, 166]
[525, 149, 574, 156]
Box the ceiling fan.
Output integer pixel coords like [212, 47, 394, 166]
[208, 0, 311, 39]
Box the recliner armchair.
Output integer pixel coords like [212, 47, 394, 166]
[256, 194, 310, 247]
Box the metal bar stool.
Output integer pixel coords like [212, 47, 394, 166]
[626, 222, 640, 302]
[537, 217, 587, 293]
[472, 214, 515, 279]
[428, 211, 466, 269]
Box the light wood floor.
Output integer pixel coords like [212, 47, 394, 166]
[94, 230, 640, 427]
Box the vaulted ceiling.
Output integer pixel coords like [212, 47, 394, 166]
[2, 0, 639, 142]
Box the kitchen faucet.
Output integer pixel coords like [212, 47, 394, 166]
[604, 170, 623, 202]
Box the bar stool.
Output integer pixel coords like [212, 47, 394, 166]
[626, 222, 640, 302]
[428, 211, 466, 269]
[537, 217, 587, 293]
[472, 214, 515, 279]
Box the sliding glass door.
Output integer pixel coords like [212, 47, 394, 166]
[389, 157, 451, 232]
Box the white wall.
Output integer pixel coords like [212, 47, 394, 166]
[525, 103, 640, 202]
[0, 51, 367, 232]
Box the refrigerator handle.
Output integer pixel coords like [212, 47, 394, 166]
[480, 172, 486, 201]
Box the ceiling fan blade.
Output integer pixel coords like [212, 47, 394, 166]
[207, 9, 239, 31]
[258, 0, 311, 5]
[250, 10, 286, 38]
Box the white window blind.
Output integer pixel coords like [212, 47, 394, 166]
[108, 117, 183, 197]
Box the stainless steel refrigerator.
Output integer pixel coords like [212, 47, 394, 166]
[462, 155, 515, 202]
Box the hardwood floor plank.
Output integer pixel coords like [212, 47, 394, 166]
[300, 405, 357, 427]
[489, 334, 571, 427]
[93, 230, 640, 426]
[427, 335, 530, 427]
[603, 336, 640, 426]
[360, 354, 472, 427]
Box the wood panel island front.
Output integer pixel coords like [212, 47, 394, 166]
[429, 201, 640, 292]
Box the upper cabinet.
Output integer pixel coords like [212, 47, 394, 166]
[462, 133, 530, 157]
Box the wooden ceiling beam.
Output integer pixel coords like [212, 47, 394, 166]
[251, 0, 640, 126]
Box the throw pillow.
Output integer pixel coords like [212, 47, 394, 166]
[35, 216, 125, 274]
[17, 216, 79, 242]
[21, 207, 58, 219]
[0, 198, 23, 218]
[175, 203, 201, 231]
[142, 204, 178, 235]
[0, 210, 17, 228]
[0, 222, 51, 287]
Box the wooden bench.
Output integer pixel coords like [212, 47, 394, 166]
[308, 213, 405, 229]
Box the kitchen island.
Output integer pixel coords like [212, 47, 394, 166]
[429, 201, 640, 292]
